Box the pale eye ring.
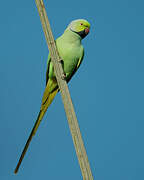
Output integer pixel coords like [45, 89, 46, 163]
[80, 23, 83, 25]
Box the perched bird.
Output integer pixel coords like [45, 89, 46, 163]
[14, 19, 90, 173]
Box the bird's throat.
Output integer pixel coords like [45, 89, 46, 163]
[70, 28, 88, 39]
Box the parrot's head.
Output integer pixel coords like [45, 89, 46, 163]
[66, 19, 90, 39]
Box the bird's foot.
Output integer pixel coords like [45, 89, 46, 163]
[61, 73, 66, 80]
[58, 59, 63, 63]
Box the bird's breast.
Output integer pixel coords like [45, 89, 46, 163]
[57, 42, 83, 76]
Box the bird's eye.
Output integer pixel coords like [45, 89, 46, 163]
[80, 23, 83, 25]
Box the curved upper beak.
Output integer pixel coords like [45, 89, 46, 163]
[85, 27, 90, 35]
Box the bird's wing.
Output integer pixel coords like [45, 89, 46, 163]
[46, 53, 51, 85]
[67, 49, 84, 83]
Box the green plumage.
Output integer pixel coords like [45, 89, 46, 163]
[48, 30, 84, 81]
[14, 19, 90, 173]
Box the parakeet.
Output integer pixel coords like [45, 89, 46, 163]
[14, 19, 90, 173]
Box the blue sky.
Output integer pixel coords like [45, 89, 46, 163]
[0, 0, 144, 179]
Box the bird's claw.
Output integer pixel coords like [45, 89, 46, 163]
[61, 73, 66, 80]
[58, 59, 63, 63]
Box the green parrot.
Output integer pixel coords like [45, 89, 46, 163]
[14, 19, 90, 173]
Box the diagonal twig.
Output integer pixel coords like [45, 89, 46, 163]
[35, 0, 93, 179]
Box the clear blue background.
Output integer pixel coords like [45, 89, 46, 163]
[0, 0, 144, 179]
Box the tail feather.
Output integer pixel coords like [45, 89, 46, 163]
[14, 86, 58, 174]
[14, 110, 42, 174]
[34, 89, 58, 135]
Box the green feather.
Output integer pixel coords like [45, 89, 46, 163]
[14, 19, 90, 174]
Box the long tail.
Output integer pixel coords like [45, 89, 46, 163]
[14, 83, 58, 174]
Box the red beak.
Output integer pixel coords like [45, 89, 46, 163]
[85, 28, 90, 34]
